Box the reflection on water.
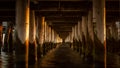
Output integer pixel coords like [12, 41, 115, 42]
[0, 49, 120, 68]
[1, 52, 15, 68]
[0, 52, 37, 68]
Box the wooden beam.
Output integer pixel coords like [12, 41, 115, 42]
[45, 16, 81, 22]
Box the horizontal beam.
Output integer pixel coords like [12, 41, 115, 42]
[37, 0, 90, 1]
[31, 1, 92, 9]
[52, 27, 72, 30]
[35, 11, 87, 16]
[0, 9, 119, 17]
[49, 24, 76, 28]
[55, 30, 72, 32]
[35, 9, 87, 12]
[45, 16, 82, 22]
[52, 26, 72, 29]
[37, 0, 119, 1]
[0, 17, 15, 22]
[53, 28, 72, 32]
[52, 21, 78, 23]
[47, 20, 78, 23]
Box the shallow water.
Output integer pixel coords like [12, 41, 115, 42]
[0, 46, 120, 68]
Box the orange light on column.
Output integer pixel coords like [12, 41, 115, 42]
[103, 6, 107, 68]
[25, 7, 29, 68]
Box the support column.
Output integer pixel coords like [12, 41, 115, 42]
[111, 23, 118, 40]
[88, 11, 94, 41]
[39, 17, 45, 45]
[1, 22, 13, 52]
[106, 24, 112, 39]
[54, 32, 57, 44]
[81, 16, 88, 56]
[86, 10, 95, 65]
[78, 21, 82, 42]
[68, 34, 71, 42]
[50, 29, 54, 49]
[87, 10, 94, 56]
[93, 0, 106, 67]
[47, 26, 52, 52]
[74, 25, 79, 52]
[93, 0, 106, 43]
[75, 25, 78, 41]
[44, 22, 47, 43]
[82, 16, 87, 42]
[29, 10, 36, 64]
[78, 21, 82, 55]
[0, 23, 2, 53]
[70, 32, 73, 43]
[15, 0, 30, 67]
[44, 24, 48, 42]
[72, 26, 75, 49]
[51, 29, 54, 43]
[48, 27, 51, 42]
[37, 17, 45, 57]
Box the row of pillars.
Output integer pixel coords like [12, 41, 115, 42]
[106, 22, 120, 54]
[106, 22, 120, 40]
[0, 0, 62, 68]
[65, 0, 120, 67]
[65, 0, 106, 67]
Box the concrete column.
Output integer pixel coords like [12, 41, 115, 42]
[70, 33, 73, 43]
[78, 21, 82, 42]
[56, 33, 58, 43]
[37, 16, 45, 57]
[56, 34, 61, 43]
[72, 26, 75, 40]
[65, 33, 70, 42]
[86, 10, 95, 66]
[29, 10, 36, 64]
[48, 27, 51, 42]
[75, 25, 78, 41]
[1, 22, 13, 53]
[0, 24, 2, 53]
[44, 22, 47, 42]
[73, 26, 77, 50]
[39, 17, 45, 45]
[82, 16, 87, 41]
[77, 21, 83, 55]
[106, 24, 112, 39]
[111, 23, 118, 40]
[15, 0, 30, 67]
[50, 29, 54, 49]
[45, 25, 48, 42]
[87, 10, 95, 57]
[71, 27, 74, 49]
[93, 0, 106, 67]
[46, 26, 49, 42]
[65, 35, 68, 42]
[51, 29, 54, 43]
[81, 16, 88, 56]
[55, 33, 57, 43]
[88, 11, 94, 41]
[74, 25, 79, 52]
[54, 32, 57, 43]
[93, 0, 106, 43]
[68, 33, 72, 48]
[50, 28, 52, 43]
[48, 27, 52, 50]
[68, 34, 71, 42]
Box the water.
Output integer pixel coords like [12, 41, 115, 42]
[0, 47, 120, 68]
[0, 46, 93, 68]
[0, 52, 38, 68]
[0, 52, 15, 68]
